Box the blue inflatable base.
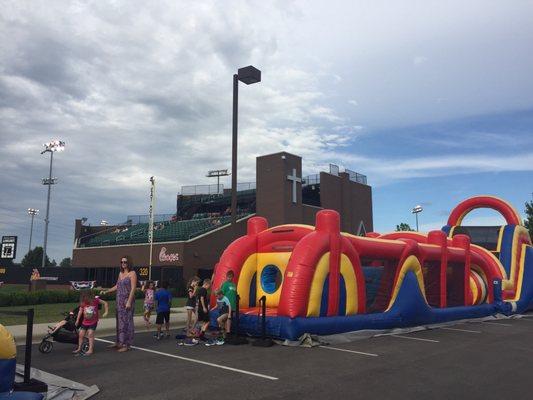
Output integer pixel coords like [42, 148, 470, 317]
[213, 271, 506, 341]
[0, 359, 16, 394]
[0, 393, 44, 400]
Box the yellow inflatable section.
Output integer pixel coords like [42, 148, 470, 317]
[0, 324, 16, 359]
[306, 253, 359, 317]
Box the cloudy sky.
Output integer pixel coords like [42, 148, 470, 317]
[1, 0, 533, 263]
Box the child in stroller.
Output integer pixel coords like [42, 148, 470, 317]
[39, 306, 88, 354]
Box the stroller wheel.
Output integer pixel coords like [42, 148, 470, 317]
[39, 340, 53, 354]
[81, 339, 90, 354]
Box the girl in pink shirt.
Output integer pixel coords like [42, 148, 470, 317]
[74, 291, 108, 356]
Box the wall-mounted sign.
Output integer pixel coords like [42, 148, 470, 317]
[1, 236, 17, 260]
[159, 247, 179, 263]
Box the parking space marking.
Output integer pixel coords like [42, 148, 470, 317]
[319, 346, 378, 357]
[481, 321, 513, 327]
[94, 338, 279, 381]
[440, 327, 481, 334]
[390, 335, 439, 343]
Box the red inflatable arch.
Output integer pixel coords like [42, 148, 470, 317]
[447, 195, 522, 226]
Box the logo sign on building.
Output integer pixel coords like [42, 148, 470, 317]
[159, 247, 179, 263]
[1, 236, 17, 260]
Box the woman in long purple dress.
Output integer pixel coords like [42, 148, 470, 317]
[102, 255, 137, 352]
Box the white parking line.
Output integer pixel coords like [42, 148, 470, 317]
[95, 338, 278, 381]
[481, 321, 513, 327]
[319, 346, 378, 357]
[390, 335, 439, 343]
[440, 327, 481, 334]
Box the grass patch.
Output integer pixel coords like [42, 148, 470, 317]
[0, 284, 30, 294]
[0, 297, 187, 326]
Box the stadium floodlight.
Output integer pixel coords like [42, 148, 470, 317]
[27, 208, 39, 252]
[41, 139, 65, 268]
[231, 66, 261, 226]
[206, 169, 230, 195]
[40, 140, 65, 154]
[412, 205, 423, 232]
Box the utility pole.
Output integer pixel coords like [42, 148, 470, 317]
[230, 66, 261, 226]
[27, 208, 39, 252]
[41, 140, 65, 267]
[412, 205, 423, 232]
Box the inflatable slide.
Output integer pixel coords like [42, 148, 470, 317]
[211, 196, 533, 340]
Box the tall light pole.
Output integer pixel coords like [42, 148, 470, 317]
[412, 205, 423, 232]
[231, 65, 261, 226]
[41, 140, 65, 268]
[27, 208, 39, 252]
[148, 176, 156, 281]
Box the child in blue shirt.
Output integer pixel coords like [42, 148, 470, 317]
[215, 289, 232, 342]
[154, 281, 172, 339]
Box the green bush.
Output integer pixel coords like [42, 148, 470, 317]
[0, 288, 145, 307]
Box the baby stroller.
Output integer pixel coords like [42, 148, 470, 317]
[39, 308, 89, 354]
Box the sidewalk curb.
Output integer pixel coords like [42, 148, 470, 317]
[9, 309, 188, 343]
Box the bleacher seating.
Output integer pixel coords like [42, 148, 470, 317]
[79, 213, 250, 248]
[79, 185, 257, 248]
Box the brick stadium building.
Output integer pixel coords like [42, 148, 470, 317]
[71, 152, 373, 289]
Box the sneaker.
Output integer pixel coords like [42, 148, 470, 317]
[205, 339, 217, 347]
[184, 338, 199, 346]
[165, 332, 170, 338]
[215, 339, 225, 346]
[153, 333, 162, 340]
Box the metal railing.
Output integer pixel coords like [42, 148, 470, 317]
[181, 184, 224, 195]
[345, 169, 368, 185]
[180, 182, 256, 196]
[126, 213, 176, 225]
[303, 174, 320, 186]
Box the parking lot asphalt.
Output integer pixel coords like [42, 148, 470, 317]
[17, 316, 533, 400]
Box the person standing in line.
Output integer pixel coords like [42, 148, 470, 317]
[185, 276, 200, 336]
[154, 281, 172, 339]
[219, 270, 237, 334]
[101, 255, 137, 352]
[196, 279, 211, 341]
[142, 281, 156, 329]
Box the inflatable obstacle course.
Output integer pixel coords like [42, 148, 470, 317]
[0, 322, 44, 400]
[211, 196, 533, 340]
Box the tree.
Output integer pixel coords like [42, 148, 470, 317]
[59, 257, 72, 267]
[525, 200, 533, 239]
[21, 247, 51, 268]
[396, 222, 414, 232]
